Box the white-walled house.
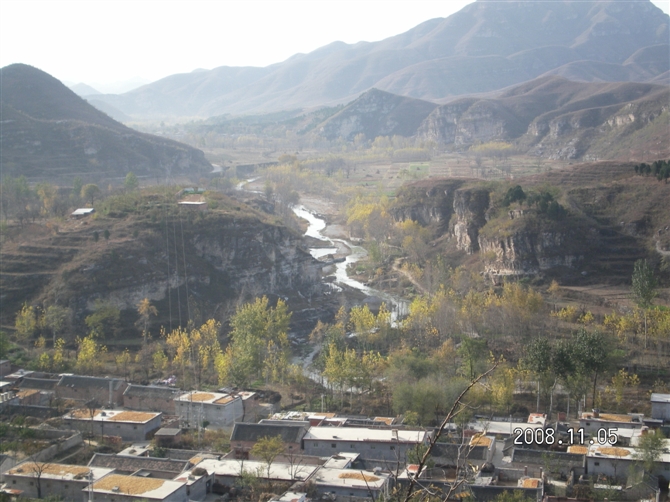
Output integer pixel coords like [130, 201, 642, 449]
[175, 391, 243, 429]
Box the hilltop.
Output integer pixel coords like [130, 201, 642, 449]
[90, 0, 669, 118]
[0, 64, 212, 181]
[0, 189, 324, 338]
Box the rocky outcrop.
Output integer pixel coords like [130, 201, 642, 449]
[192, 220, 320, 294]
[451, 188, 490, 254]
[418, 99, 519, 145]
[9, 212, 324, 333]
[478, 230, 581, 281]
[318, 89, 437, 141]
[390, 179, 465, 228]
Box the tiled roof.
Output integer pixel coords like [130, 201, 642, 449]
[19, 377, 59, 390]
[123, 384, 182, 399]
[87, 453, 188, 474]
[231, 423, 307, 444]
[58, 375, 126, 390]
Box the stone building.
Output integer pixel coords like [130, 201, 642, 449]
[303, 427, 430, 464]
[63, 409, 162, 442]
[123, 384, 182, 415]
[56, 375, 127, 407]
[230, 422, 307, 457]
[174, 391, 243, 429]
[3, 462, 113, 500]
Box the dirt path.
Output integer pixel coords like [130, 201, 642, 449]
[392, 258, 429, 296]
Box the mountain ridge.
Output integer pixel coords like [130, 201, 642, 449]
[88, 0, 669, 119]
[0, 64, 212, 180]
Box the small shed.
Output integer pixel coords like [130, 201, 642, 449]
[154, 428, 182, 447]
[71, 208, 95, 218]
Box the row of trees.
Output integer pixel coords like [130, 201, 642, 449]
[633, 159, 670, 183]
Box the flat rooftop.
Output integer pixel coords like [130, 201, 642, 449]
[580, 412, 642, 423]
[194, 458, 318, 482]
[65, 409, 161, 424]
[651, 393, 670, 403]
[323, 452, 360, 469]
[304, 426, 427, 443]
[89, 474, 185, 499]
[587, 444, 670, 462]
[312, 467, 390, 490]
[469, 421, 542, 435]
[7, 463, 112, 482]
[176, 391, 238, 405]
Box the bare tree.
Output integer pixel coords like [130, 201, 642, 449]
[402, 363, 499, 502]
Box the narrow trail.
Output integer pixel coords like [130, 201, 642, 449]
[392, 258, 430, 296]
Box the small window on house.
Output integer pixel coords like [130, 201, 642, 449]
[390, 446, 395, 450]
[288, 446, 293, 450]
[594, 462, 600, 466]
[586, 422, 591, 426]
[12, 480, 15, 484]
[331, 443, 336, 448]
[134, 426, 137, 430]
[30, 482, 34, 486]
[314, 442, 319, 447]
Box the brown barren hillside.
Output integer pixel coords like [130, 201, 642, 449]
[0, 64, 212, 181]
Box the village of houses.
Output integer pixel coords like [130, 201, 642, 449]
[0, 359, 669, 502]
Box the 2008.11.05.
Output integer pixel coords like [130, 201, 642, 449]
[512, 427, 618, 446]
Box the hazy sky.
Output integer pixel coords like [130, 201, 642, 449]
[1, 0, 669, 93]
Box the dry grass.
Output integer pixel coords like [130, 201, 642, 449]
[338, 472, 380, 482]
[93, 474, 165, 494]
[373, 417, 395, 425]
[187, 392, 215, 402]
[568, 445, 588, 455]
[11, 463, 90, 477]
[107, 411, 157, 422]
[597, 447, 631, 457]
[70, 408, 100, 419]
[598, 413, 632, 422]
[520, 478, 541, 488]
[214, 396, 234, 405]
[470, 434, 492, 447]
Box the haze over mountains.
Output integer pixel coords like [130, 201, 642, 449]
[0, 64, 212, 181]
[89, 0, 669, 119]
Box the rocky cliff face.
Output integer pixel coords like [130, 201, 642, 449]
[417, 100, 517, 145]
[390, 179, 465, 228]
[477, 230, 582, 281]
[1, 211, 323, 333]
[417, 78, 670, 161]
[451, 188, 490, 254]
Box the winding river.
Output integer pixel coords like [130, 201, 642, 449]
[292, 205, 409, 319]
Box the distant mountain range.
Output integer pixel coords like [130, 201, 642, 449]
[188, 77, 668, 161]
[89, 0, 669, 119]
[0, 64, 212, 180]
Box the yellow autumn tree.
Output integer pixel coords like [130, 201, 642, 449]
[75, 333, 106, 374]
[164, 319, 222, 390]
[137, 298, 158, 344]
